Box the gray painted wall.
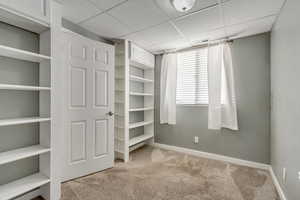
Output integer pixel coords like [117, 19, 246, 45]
[155, 33, 271, 164]
[271, 0, 300, 199]
[0, 22, 39, 184]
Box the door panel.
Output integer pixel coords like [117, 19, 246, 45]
[70, 43, 88, 62]
[71, 67, 86, 107]
[94, 119, 108, 157]
[62, 31, 114, 181]
[94, 48, 108, 65]
[94, 69, 108, 107]
[70, 121, 87, 162]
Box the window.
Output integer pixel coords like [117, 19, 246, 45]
[176, 48, 208, 105]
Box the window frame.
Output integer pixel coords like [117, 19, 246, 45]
[176, 47, 209, 106]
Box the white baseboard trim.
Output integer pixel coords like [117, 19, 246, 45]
[15, 188, 41, 200]
[269, 167, 287, 200]
[152, 143, 270, 170]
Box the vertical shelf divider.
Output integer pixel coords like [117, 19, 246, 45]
[0, 1, 62, 199]
[114, 41, 155, 162]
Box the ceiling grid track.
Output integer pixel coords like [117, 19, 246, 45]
[62, 0, 287, 53]
[78, 0, 130, 24]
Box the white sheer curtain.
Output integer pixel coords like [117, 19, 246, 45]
[208, 43, 238, 130]
[160, 53, 177, 125]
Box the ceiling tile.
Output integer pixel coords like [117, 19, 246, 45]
[80, 13, 131, 38]
[88, 0, 127, 10]
[147, 38, 190, 53]
[155, 0, 218, 18]
[222, 0, 285, 26]
[124, 22, 183, 47]
[189, 28, 227, 44]
[226, 15, 276, 38]
[108, 0, 170, 32]
[62, 0, 102, 23]
[174, 7, 223, 41]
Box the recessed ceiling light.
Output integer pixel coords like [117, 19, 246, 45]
[171, 0, 196, 12]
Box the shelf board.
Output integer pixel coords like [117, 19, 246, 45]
[0, 117, 51, 127]
[130, 92, 153, 96]
[0, 145, 50, 165]
[0, 84, 51, 91]
[129, 133, 154, 146]
[129, 121, 153, 129]
[0, 173, 50, 200]
[129, 107, 154, 112]
[130, 60, 154, 70]
[0, 45, 51, 63]
[130, 75, 153, 83]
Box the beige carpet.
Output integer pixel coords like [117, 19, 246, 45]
[61, 146, 279, 200]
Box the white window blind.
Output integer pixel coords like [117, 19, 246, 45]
[176, 48, 208, 105]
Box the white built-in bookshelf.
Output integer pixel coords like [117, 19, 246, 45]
[115, 40, 155, 162]
[0, 1, 61, 199]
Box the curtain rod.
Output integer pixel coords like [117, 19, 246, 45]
[163, 38, 234, 54]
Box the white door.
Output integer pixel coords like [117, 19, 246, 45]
[62, 30, 114, 181]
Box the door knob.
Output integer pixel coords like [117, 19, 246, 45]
[107, 111, 114, 116]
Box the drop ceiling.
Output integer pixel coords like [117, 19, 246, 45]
[61, 0, 285, 54]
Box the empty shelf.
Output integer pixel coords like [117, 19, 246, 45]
[0, 117, 51, 126]
[129, 134, 154, 146]
[130, 75, 153, 83]
[129, 107, 154, 112]
[129, 121, 153, 129]
[130, 92, 153, 96]
[130, 60, 154, 70]
[0, 84, 51, 91]
[0, 145, 50, 165]
[0, 45, 51, 63]
[0, 173, 50, 200]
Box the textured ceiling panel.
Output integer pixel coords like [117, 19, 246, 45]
[108, 0, 169, 32]
[62, 0, 102, 23]
[124, 22, 184, 47]
[88, 0, 127, 10]
[80, 13, 131, 38]
[174, 7, 223, 41]
[222, 0, 284, 26]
